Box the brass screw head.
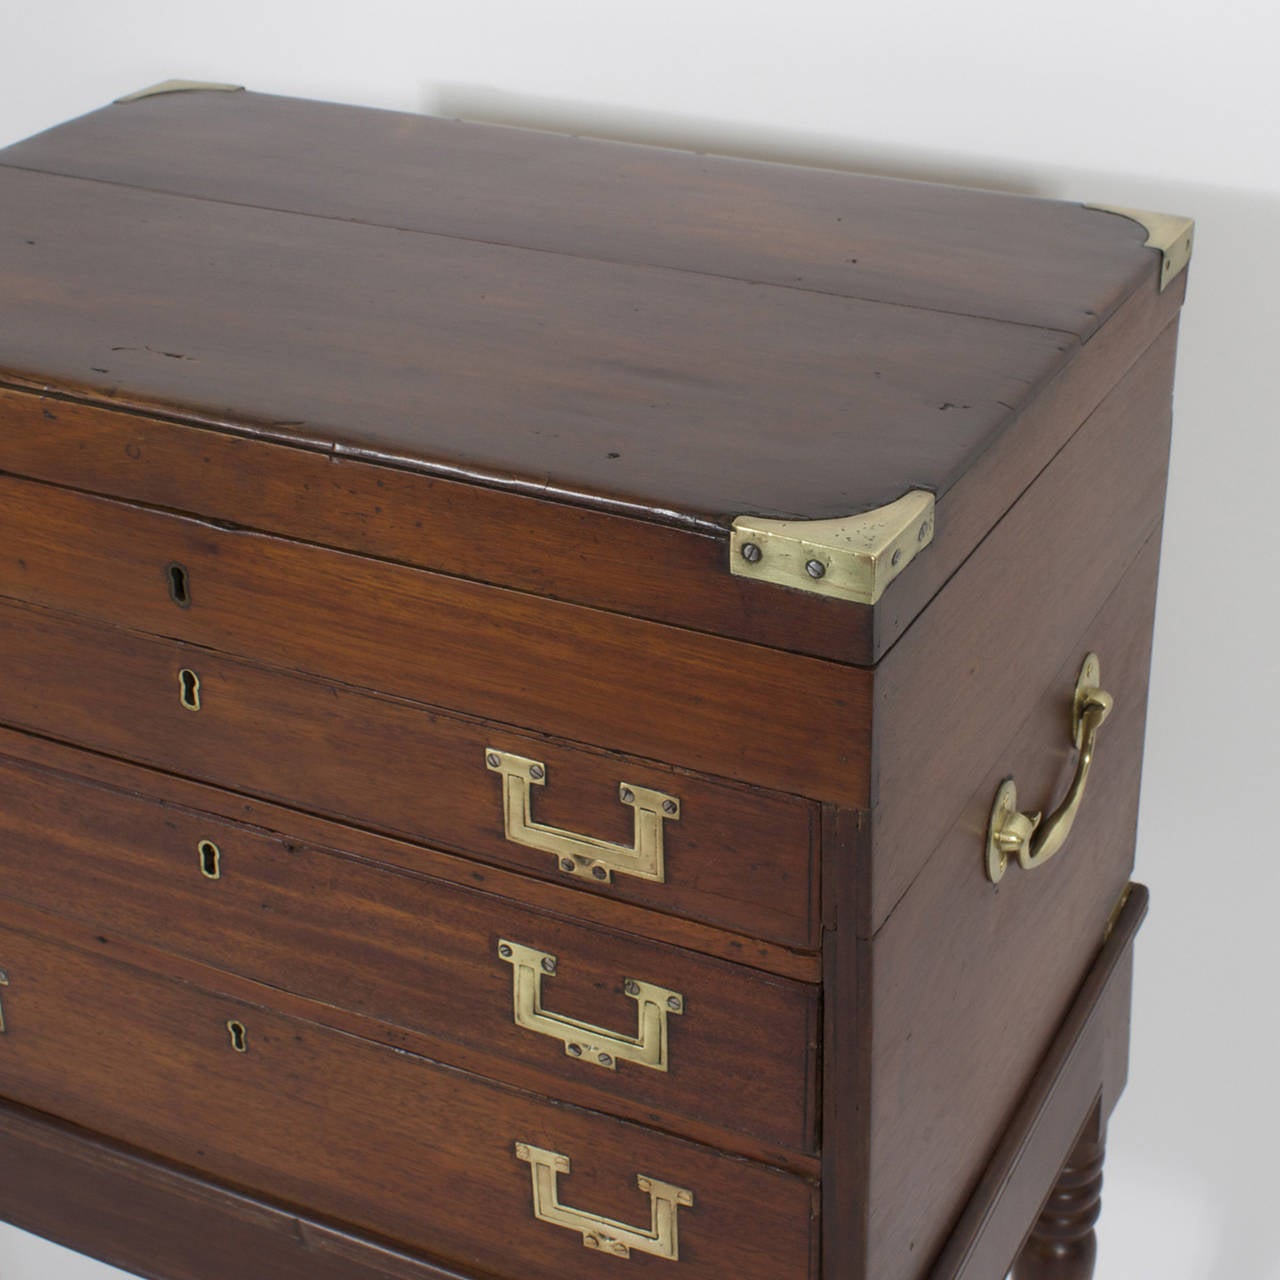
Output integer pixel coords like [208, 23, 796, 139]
[624, 980, 641, 996]
[620, 786, 635, 804]
[805, 559, 826, 579]
[529, 763, 545, 781]
[662, 799, 678, 815]
[560, 857, 576, 872]
[541, 956, 557, 975]
[567, 1043, 583, 1057]
[591, 865, 608, 881]
[498, 944, 513, 959]
[486, 751, 501, 768]
[598, 1052, 614, 1067]
[740, 542, 762, 563]
[667, 996, 682, 1012]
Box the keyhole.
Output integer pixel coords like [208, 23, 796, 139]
[179, 668, 201, 712]
[166, 562, 191, 609]
[226, 1020, 248, 1053]
[198, 839, 221, 880]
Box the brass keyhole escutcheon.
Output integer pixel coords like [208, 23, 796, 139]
[179, 668, 201, 712]
[166, 561, 192, 608]
[198, 839, 222, 880]
[226, 1020, 248, 1053]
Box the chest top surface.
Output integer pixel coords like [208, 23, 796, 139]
[0, 83, 1170, 534]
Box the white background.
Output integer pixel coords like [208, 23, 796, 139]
[0, 3, 1276, 1278]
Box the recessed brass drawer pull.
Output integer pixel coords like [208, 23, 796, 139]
[515, 1142, 693, 1260]
[498, 939, 682, 1072]
[484, 749, 679, 884]
[986, 653, 1115, 883]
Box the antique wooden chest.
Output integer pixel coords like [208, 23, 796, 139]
[0, 82, 1190, 1280]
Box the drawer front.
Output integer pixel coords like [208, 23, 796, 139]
[0, 598, 817, 947]
[0, 475, 870, 805]
[0, 921, 817, 1280]
[0, 752, 818, 1156]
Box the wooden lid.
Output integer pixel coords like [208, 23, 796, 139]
[0, 86, 1183, 658]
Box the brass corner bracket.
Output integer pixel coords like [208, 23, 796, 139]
[116, 80, 245, 104]
[730, 489, 935, 605]
[1084, 204, 1196, 291]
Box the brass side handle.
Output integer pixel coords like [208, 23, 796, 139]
[498, 940, 683, 1072]
[485, 750, 679, 885]
[986, 653, 1114, 884]
[515, 1142, 693, 1261]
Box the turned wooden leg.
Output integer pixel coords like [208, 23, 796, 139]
[1011, 1126, 1105, 1280]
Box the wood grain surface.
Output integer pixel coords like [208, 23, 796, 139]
[867, 321, 1178, 933]
[0, 162, 1090, 526]
[864, 534, 1161, 1279]
[0, 1100, 483, 1280]
[0, 474, 871, 806]
[0, 601, 821, 948]
[0, 752, 819, 1156]
[0, 918, 819, 1280]
[932, 886, 1146, 1280]
[3, 88, 1155, 337]
[0, 724, 818, 982]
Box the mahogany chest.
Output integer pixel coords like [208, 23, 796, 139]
[0, 82, 1189, 1280]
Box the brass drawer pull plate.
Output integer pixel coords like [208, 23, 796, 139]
[498, 940, 682, 1072]
[515, 1142, 693, 1261]
[485, 750, 679, 884]
[986, 653, 1114, 883]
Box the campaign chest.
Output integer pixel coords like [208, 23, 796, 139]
[0, 82, 1190, 1280]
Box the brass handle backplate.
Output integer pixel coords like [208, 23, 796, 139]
[986, 653, 1114, 884]
[515, 1142, 693, 1261]
[498, 940, 682, 1072]
[485, 750, 679, 885]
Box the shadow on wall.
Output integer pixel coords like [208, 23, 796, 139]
[425, 82, 1043, 197]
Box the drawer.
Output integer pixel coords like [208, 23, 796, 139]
[0, 598, 818, 948]
[0, 919, 818, 1280]
[0, 474, 870, 805]
[0, 752, 819, 1158]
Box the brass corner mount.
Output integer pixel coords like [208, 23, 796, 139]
[730, 489, 935, 605]
[1084, 204, 1196, 291]
[115, 80, 245, 104]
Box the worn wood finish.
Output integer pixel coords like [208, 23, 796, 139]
[0, 387, 878, 665]
[0, 473, 870, 807]
[0, 276, 1181, 671]
[0, 165, 1080, 526]
[0, 600, 822, 947]
[873, 270, 1185, 661]
[0, 919, 819, 1280]
[0, 1101, 482, 1280]
[932, 886, 1145, 1280]
[865, 534, 1161, 1279]
[0, 751, 819, 1156]
[3, 89, 1154, 338]
[0, 723, 817, 982]
[867, 321, 1178, 934]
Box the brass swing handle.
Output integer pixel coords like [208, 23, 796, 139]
[498, 939, 683, 1072]
[485, 749, 680, 885]
[986, 653, 1114, 884]
[515, 1142, 693, 1261]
